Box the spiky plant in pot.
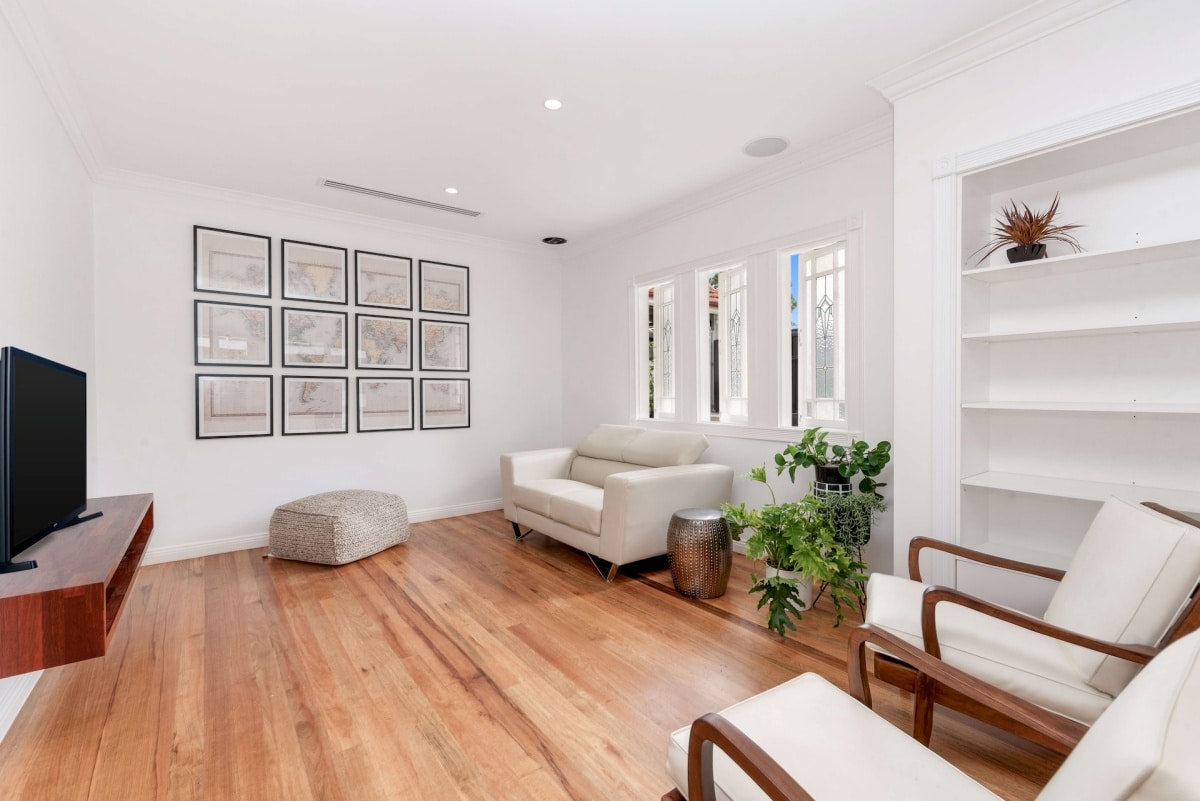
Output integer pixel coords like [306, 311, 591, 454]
[974, 193, 1084, 264]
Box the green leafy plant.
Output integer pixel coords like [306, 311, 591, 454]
[721, 466, 866, 635]
[818, 491, 885, 551]
[972, 193, 1084, 264]
[776, 427, 892, 497]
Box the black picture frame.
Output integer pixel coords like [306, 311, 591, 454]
[281, 376, 348, 435]
[355, 251, 413, 310]
[418, 318, 469, 372]
[281, 239, 348, 304]
[194, 226, 271, 298]
[194, 299, 272, 367]
[355, 313, 413, 370]
[281, 307, 348, 369]
[357, 377, 414, 432]
[420, 378, 470, 430]
[195, 374, 273, 439]
[418, 260, 469, 316]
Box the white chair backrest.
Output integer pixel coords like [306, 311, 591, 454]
[1043, 497, 1200, 695]
[1038, 629, 1200, 800]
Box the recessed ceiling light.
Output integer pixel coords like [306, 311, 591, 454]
[542, 236, 567, 245]
[444, 187, 459, 194]
[743, 137, 789, 158]
[544, 98, 563, 111]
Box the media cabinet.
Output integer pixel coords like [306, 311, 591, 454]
[0, 494, 153, 678]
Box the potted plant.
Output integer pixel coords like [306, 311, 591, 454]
[721, 465, 866, 636]
[776, 427, 891, 497]
[972, 193, 1084, 264]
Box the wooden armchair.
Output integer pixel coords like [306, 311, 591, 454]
[865, 499, 1200, 752]
[663, 626, 1200, 801]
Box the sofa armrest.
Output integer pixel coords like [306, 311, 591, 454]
[601, 464, 734, 565]
[500, 448, 576, 520]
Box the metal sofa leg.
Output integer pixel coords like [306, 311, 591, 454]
[512, 522, 532, 540]
[587, 553, 619, 582]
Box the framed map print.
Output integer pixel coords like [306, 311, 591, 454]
[282, 307, 347, 368]
[356, 314, 412, 370]
[282, 240, 348, 304]
[420, 378, 469, 430]
[419, 319, 468, 371]
[355, 251, 412, 310]
[357, 377, 413, 432]
[195, 374, 273, 438]
[418, 260, 469, 315]
[194, 226, 270, 297]
[282, 376, 348, 435]
[195, 300, 271, 366]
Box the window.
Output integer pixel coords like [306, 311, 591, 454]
[789, 242, 846, 424]
[638, 281, 675, 418]
[701, 263, 748, 423]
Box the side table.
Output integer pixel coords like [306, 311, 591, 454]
[667, 507, 732, 599]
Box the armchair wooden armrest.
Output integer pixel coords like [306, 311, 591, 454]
[686, 712, 814, 801]
[907, 536, 1066, 584]
[847, 624, 1088, 752]
[919, 585, 1159, 664]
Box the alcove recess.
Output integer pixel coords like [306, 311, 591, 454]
[954, 108, 1200, 614]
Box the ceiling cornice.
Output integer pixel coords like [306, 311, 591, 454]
[867, 0, 1131, 103]
[98, 169, 560, 260]
[571, 114, 893, 257]
[0, 0, 105, 178]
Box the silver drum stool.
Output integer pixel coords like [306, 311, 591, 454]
[667, 508, 732, 599]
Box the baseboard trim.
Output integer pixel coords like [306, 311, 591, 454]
[0, 671, 42, 745]
[141, 499, 505, 565]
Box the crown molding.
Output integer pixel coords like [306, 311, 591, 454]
[98, 168, 559, 259]
[0, 0, 105, 178]
[868, 0, 1130, 103]
[571, 114, 892, 257]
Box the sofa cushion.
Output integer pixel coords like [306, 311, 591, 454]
[569, 456, 646, 488]
[511, 479, 583, 517]
[576, 424, 643, 461]
[666, 673, 1000, 801]
[622, 429, 708, 467]
[1043, 498, 1200, 696]
[548, 486, 604, 535]
[866, 573, 1113, 724]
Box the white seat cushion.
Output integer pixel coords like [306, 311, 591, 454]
[666, 673, 1000, 801]
[1043, 497, 1200, 696]
[866, 573, 1113, 724]
[511, 478, 603, 535]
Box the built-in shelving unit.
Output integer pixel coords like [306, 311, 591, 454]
[950, 103, 1200, 614]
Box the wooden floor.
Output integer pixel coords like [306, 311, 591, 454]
[0, 511, 1062, 800]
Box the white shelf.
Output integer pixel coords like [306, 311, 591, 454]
[970, 541, 1074, 572]
[962, 237, 1200, 283]
[962, 401, 1200, 415]
[960, 471, 1200, 514]
[962, 318, 1200, 343]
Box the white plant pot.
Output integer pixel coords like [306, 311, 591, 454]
[766, 565, 814, 610]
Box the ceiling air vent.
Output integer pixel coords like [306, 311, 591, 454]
[322, 179, 482, 217]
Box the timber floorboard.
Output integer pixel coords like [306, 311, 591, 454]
[0, 511, 1062, 800]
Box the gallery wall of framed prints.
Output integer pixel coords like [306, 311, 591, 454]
[192, 225, 472, 439]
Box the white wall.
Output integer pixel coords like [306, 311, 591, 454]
[890, 0, 1200, 573]
[0, 9, 95, 743]
[91, 181, 563, 561]
[561, 140, 896, 572]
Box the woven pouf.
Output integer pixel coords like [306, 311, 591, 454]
[269, 490, 409, 565]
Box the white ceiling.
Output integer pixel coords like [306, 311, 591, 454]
[16, 0, 1040, 246]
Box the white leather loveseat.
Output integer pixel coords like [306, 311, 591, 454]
[501, 425, 734, 580]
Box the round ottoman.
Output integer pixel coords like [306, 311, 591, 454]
[667, 507, 732, 599]
[269, 490, 409, 565]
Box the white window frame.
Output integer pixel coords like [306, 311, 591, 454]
[700, 262, 749, 424]
[635, 279, 677, 420]
[630, 216, 863, 442]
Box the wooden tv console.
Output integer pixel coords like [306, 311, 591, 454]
[0, 494, 153, 678]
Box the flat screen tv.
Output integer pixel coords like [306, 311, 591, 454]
[0, 347, 99, 573]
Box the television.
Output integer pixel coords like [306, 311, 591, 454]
[0, 347, 100, 573]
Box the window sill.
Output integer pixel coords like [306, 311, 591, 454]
[633, 418, 858, 445]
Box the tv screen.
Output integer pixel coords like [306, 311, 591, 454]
[0, 347, 88, 565]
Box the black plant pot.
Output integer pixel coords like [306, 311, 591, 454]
[1006, 244, 1047, 263]
[813, 465, 851, 496]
